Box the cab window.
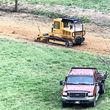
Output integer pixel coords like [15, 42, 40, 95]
[54, 21, 60, 29]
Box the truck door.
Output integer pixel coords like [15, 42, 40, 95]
[94, 73, 100, 99]
[95, 83, 100, 100]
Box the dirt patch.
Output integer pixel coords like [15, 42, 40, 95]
[0, 11, 110, 55]
[75, 33, 110, 54]
[0, 12, 51, 40]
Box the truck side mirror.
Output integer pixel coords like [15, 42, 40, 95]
[104, 72, 108, 79]
[60, 80, 65, 85]
[95, 82, 98, 85]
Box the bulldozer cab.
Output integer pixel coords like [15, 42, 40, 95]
[51, 18, 84, 35]
[62, 18, 83, 32]
[51, 18, 63, 35]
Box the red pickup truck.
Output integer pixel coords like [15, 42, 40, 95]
[60, 67, 107, 107]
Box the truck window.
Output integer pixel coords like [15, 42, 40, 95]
[66, 75, 94, 85]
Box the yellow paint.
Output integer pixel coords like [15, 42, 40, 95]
[37, 18, 85, 43]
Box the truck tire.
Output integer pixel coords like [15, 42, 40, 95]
[90, 100, 96, 107]
[99, 83, 105, 94]
[62, 101, 67, 107]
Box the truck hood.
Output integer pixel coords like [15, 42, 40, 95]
[63, 85, 95, 93]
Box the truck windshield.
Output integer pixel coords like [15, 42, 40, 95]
[66, 75, 94, 85]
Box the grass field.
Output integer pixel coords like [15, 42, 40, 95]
[0, 0, 110, 13]
[28, 0, 110, 13]
[0, 36, 110, 110]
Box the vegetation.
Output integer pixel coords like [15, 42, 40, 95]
[28, 0, 110, 13]
[0, 36, 110, 110]
[31, 10, 90, 23]
[0, 0, 110, 13]
[31, 10, 67, 18]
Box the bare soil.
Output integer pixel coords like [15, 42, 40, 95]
[0, 5, 110, 55]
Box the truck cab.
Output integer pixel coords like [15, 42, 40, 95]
[60, 67, 107, 107]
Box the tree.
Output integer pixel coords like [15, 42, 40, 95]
[15, 0, 18, 12]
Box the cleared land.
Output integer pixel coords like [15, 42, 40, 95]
[0, 37, 110, 110]
[0, 0, 110, 55]
[0, 13, 110, 55]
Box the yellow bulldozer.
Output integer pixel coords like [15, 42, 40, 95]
[36, 18, 86, 47]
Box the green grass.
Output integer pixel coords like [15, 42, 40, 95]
[0, 36, 110, 110]
[31, 10, 67, 18]
[31, 10, 90, 23]
[0, 0, 110, 13]
[28, 0, 110, 13]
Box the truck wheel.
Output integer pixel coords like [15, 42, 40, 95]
[90, 100, 96, 107]
[62, 101, 67, 107]
[99, 83, 105, 94]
